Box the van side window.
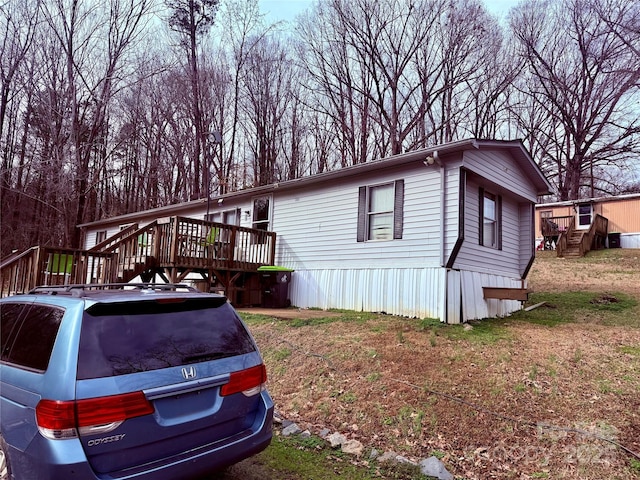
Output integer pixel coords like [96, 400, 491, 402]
[1, 302, 26, 360]
[4, 305, 64, 371]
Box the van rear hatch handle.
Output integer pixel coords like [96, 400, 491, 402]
[144, 374, 230, 400]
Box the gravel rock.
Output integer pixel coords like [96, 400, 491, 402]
[281, 423, 302, 437]
[419, 456, 454, 480]
[341, 439, 364, 456]
[377, 451, 399, 463]
[326, 432, 347, 448]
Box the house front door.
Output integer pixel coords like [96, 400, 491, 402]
[576, 203, 592, 229]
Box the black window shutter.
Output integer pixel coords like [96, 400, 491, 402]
[357, 186, 366, 242]
[393, 179, 404, 239]
[478, 187, 484, 245]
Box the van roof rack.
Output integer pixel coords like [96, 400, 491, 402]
[28, 283, 199, 297]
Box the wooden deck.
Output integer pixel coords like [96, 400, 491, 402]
[0, 216, 276, 306]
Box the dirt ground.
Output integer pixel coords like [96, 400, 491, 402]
[237, 250, 640, 479]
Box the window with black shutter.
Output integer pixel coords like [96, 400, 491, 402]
[357, 180, 404, 242]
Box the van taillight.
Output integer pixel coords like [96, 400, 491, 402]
[220, 364, 267, 397]
[36, 391, 154, 440]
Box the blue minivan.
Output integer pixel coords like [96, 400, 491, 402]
[0, 284, 273, 480]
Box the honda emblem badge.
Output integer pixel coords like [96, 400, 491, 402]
[181, 366, 197, 380]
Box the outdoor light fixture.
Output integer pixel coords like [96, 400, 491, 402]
[423, 151, 440, 166]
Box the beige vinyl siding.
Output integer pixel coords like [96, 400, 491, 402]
[598, 198, 640, 233]
[535, 195, 640, 237]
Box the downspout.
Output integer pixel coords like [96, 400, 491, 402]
[436, 151, 444, 267]
[522, 203, 536, 279]
[438, 153, 448, 324]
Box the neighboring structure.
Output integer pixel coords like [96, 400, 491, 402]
[77, 139, 551, 323]
[535, 194, 640, 249]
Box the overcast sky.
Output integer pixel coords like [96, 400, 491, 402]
[259, 0, 521, 23]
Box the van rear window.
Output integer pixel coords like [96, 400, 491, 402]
[77, 299, 255, 379]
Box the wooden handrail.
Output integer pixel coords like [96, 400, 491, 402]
[580, 214, 608, 256]
[90, 223, 139, 252]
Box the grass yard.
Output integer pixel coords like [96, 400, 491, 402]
[230, 249, 640, 479]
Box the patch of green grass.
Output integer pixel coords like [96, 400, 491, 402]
[340, 391, 357, 403]
[416, 317, 442, 330]
[442, 319, 511, 344]
[514, 291, 637, 327]
[252, 435, 430, 480]
[272, 347, 292, 361]
[630, 458, 640, 473]
[287, 310, 380, 328]
[619, 345, 640, 356]
[573, 348, 583, 363]
[240, 312, 279, 325]
[241, 309, 383, 328]
[366, 372, 381, 382]
[410, 315, 511, 345]
[430, 449, 446, 460]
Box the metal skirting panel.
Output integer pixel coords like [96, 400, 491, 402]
[620, 233, 640, 249]
[289, 268, 525, 323]
[460, 270, 525, 321]
[289, 268, 445, 321]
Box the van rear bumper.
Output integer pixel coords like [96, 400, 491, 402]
[9, 392, 274, 480]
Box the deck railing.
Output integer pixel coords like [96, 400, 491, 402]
[159, 216, 276, 270]
[541, 215, 573, 237]
[1, 216, 276, 297]
[0, 246, 114, 297]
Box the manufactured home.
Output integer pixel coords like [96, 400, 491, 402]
[67, 139, 550, 323]
[535, 194, 640, 250]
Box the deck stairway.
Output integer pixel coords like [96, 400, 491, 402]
[543, 214, 608, 258]
[1, 216, 276, 306]
[563, 230, 587, 258]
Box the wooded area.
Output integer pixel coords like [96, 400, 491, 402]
[1, 0, 639, 256]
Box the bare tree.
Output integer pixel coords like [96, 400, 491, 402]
[166, 0, 219, 199]
[510, 0, 640, 200]
[239, 35, 293, 186]
[217, 0, 274, 190]
[35, 0, 153, 246]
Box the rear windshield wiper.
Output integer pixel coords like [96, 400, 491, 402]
[183, 351, 230, 363]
